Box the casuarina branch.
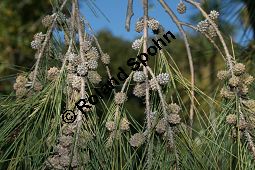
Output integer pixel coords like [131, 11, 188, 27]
[62, 30, 176, 123]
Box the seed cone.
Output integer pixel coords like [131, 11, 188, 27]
[177, 2, 186, 14]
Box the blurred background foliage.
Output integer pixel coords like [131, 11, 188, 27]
[0, 0, 255, 122]
[0, 0, 52, 93]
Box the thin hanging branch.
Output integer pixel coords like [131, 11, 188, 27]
[60, 0, 76, 74]
[183, 0, 234, 75]
[142, 0, 153, 168]
[244, 130, 255, 159]
[146, 65, 179, 169]
[125, 0, 134, 32]
[158, 0, 195, 136]
[238, 103, 255, 159]
[142, 0, 151, 133]
[82, 18, 116, 93]
[179, 22, 225, 61]
[31, 0, 68, 87]
[74, 0, 86, 145]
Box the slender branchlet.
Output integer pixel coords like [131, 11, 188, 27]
[146, 66, 179, 165]
[82, 18, 115, 93]
[158, 0, 195, 136]
[60, 1, 76, 75]
[125, 0, 134, 31]
[142, 0, 153, 168]
[73, 0, 87, 151]
[238, 105, 255, 159]
[184, 0, 234, 75]
[31, 0, 68, 88]
[179, 22, 225, 61]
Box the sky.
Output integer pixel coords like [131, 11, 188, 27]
[80, 0, 196, 40]
[79, 0, 253, 45]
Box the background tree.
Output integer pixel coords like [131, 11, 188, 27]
[0, 0, 51, 93]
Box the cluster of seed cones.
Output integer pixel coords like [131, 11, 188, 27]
[132, 71, 170, 98]
[155, 103, 181, 133]
[217, 62, 255, 158]
[13, 73, 42, 98]
[128, 103, 181, 148]
[12, 8, 113, 169]
[105, 116, 130, 147]
[218, 63, 254, 99]
[135, 17, 161, 33]
[45, 123, 92, 169]
[196, 10, 220, 38]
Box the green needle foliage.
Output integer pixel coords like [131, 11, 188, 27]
[0, 0, 255, 169]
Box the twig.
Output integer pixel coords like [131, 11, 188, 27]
[142, 0, 151, 133]
[60, 0, 76, 74]
[31, 0, 68, 87]
[146, 66, 179, 169]
[82, 18, 116, 93]
[238, 104, 255, 159]
[120, 72, 134, 93]
[179, 22, 225, 61]
[125, 0, 134, 32]
[142, 0, 153, 169]
[62, 0, 77, 119]
[158, 0, 195, 137]
[74, 0, 86, 148]
[184, 0, 234, 75]
[245, 130, 255, 159]
[112, 72, 134, 138]
[111, 71, 134, 127]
